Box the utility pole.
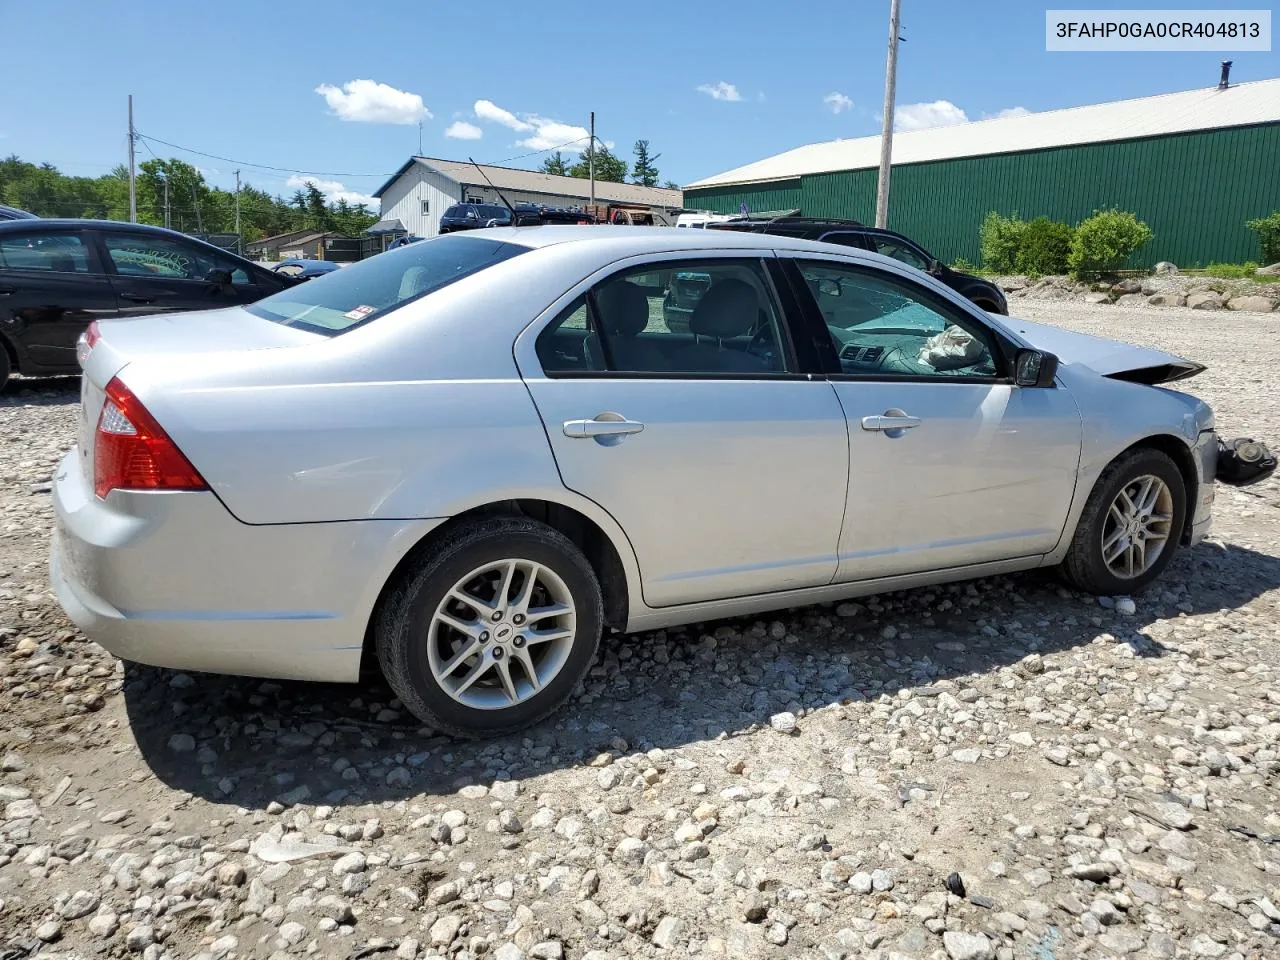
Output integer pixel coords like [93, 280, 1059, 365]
[163, 175, 170, 229]
[418, 121, 423, 155]
[127, 94, 137, 223]
[874, 0, 902, 229]
[234, 169, 242, 253]
[588, 111, 595, 209]
[191, 182, 204, 234]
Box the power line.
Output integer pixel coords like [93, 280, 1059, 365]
[491, 136, 591, 165]
[134, 132, 396, 179]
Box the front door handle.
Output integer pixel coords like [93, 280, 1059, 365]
[861, 410, 922, 438]
[563, 413, 645, 440]
[119, 293, 154, 304]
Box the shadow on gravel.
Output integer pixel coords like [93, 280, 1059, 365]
[123, 539, 1280, 811]
[0, 375, 80, 404]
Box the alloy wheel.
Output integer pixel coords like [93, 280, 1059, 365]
[427, 559, 577, 710]
[1100, 474, 1175, 579]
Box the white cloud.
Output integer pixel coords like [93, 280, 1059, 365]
[474, 99, 533, 132]
[285, 175, 376, 208]
[824, 92, 854, 114]
[445, 120, 483, 140]
[696, 81, 742, 102]
[894, 99, 968, 132]
[989, 106, 1031, 120]
[471, 99, 591, 152]
[315, 79, 430, 125]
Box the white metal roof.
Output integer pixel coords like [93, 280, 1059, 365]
[687, 77, 1280, 189]
[376, 157, 683, 208]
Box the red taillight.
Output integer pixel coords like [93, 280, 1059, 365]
[94, 377, 207, 500]
[76, 321, 101, 368]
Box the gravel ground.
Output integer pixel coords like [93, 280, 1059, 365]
[2, 301, 1279, 960]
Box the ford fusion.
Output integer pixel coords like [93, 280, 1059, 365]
[50, 227, 1275, 737]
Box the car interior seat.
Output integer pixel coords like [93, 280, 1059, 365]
[584, 281, 666, 371]
[682, 278, 774, 372]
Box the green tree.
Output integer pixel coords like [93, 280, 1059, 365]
[631, 140, 661, 187]
[663, 180, 680, 190]
[540, 153, 569, 176]
[569, 145, 627, 183]
[1067, 209, 1153, 278]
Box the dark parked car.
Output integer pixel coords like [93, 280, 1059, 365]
[0, 205, 38, 221]
[0, 219, 296, 389]
[707, 216, 1008, 315]
[438, 202, 596, 234]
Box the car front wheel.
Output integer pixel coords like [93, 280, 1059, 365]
[376, 517, 603, 738]
[1061, 447, 1187, 595]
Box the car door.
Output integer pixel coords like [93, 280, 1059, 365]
[783, 255, 1083, 582]
[97, 229, 267, 315]
[515, 253, 850, 608]
[0, 228, 119, 371]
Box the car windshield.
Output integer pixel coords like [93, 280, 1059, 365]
[247, 235, 529, 335]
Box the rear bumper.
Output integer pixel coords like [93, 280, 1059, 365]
[50, 448, 442, 683]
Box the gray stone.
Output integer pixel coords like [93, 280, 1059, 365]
[1082, 292, 1112, 304]
[1153, 261, 1178, 274]
[429, 914, 462, 947]
[278, 922, 307, 946]
[494, 945, 525, 960]
[1111, 279, 1142, 295]
[1188, 934, 1227, 957]
[60, 890, 100, 919]
[652, 916, 687, 949]
[168, 734, 196, 752]
[125, 925, 156, 952]
[849, 872, 873, 894]
[1098, 930, 1144, 955]
[332, 851, 366, 874]
[1147, 293, 1186, 307]
[1187, 291, 1223, 310]
[951, 748, 981, 764]
[36, 920, 63, 943]
[1256, 261, 1280, 276]
[1227, 295, 1275, 313]
[770, 712, 798, 734]
[942, 931, 993, 960]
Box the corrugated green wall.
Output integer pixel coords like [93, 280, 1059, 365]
[686, 124, 1280, 268]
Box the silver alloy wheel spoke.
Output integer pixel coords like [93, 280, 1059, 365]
[427, 557, 577, 710]
[1100, 474, 1174, 579]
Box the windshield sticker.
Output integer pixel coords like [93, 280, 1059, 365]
[343, 305, 376, 321]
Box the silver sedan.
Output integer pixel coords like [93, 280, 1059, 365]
[50, 227, 1271, 737]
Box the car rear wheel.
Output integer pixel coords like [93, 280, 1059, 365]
[1060, 448, 1186, 595]
[375, 517, 603, 738]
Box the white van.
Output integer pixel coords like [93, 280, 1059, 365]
[675, 213, 737, 229]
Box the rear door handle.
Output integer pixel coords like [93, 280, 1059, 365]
[119, 293, 154, 304]
[563, 415, 645, 439]
[861, 412, 922, 433]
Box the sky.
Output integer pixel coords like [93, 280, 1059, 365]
[1, 0, 1275, 208]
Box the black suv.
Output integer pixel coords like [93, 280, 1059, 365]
[438, 202, 596, 234]
[0, 219, 296, 389]
[707, 217, 1007, 314]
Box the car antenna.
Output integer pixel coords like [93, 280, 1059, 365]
[468, 157, 519, 223]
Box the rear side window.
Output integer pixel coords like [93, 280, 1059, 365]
[247, 235, 529, 335]
[0, 232, 89, 272]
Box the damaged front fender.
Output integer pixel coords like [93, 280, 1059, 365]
[1216, 437, 1277, 487]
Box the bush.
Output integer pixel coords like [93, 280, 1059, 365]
[1015, 217, 1073, 276]
[1204, 261, 1260, 279]
[949, 256, 979, 273]
[978, 212, 1026, 273]
[1246, 210, 1280, 264]
[1067, 209, 1153, 278]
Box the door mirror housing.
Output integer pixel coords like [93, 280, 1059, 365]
[206, 268, 233, 287]
[926, 258, 943, 276]
[1014, 349, 1059, 387]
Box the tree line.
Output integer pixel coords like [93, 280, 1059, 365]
[0, 155, 379, 241]
[539, 139, 678, 189]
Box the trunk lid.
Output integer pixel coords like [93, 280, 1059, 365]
[994, 315, 1206, 384]
[76, 306, 321, 484]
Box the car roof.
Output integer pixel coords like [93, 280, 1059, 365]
[465, 224, 878, 254]
[0, 217, 195, 236]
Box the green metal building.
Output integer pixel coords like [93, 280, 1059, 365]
[684, 78, 1280, 269]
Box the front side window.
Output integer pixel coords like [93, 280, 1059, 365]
[536, 259, 790, 376]
[872, 238, 930, 271]
[248, 234, 529, 335]
[102, 233, 251, 285]
[795, 260, 999, 379]
[0, 232, 89, 273]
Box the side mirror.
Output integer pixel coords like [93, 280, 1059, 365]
[926, 259, 943, 276]
[206, 268, 233, 287]
[1014, 349, 1059, 387]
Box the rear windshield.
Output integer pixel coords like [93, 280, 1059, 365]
[247, 235, 529, 335]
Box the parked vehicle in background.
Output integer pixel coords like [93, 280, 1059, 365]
[272, 258, 343, 279]
[0, 219, 296, 388]
[0, 204, 38, 221]
[52, 226, 1273, 739]
[708, 216, 1008, 314]
[440, 203, 597, 234]
[675, 213, 737, 229]
[387, 235, 425, 250]
[583, 203, 655, 225]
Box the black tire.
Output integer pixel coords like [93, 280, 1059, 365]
[375, 516, 603, 738]
[1060, 447, 1187, 595]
